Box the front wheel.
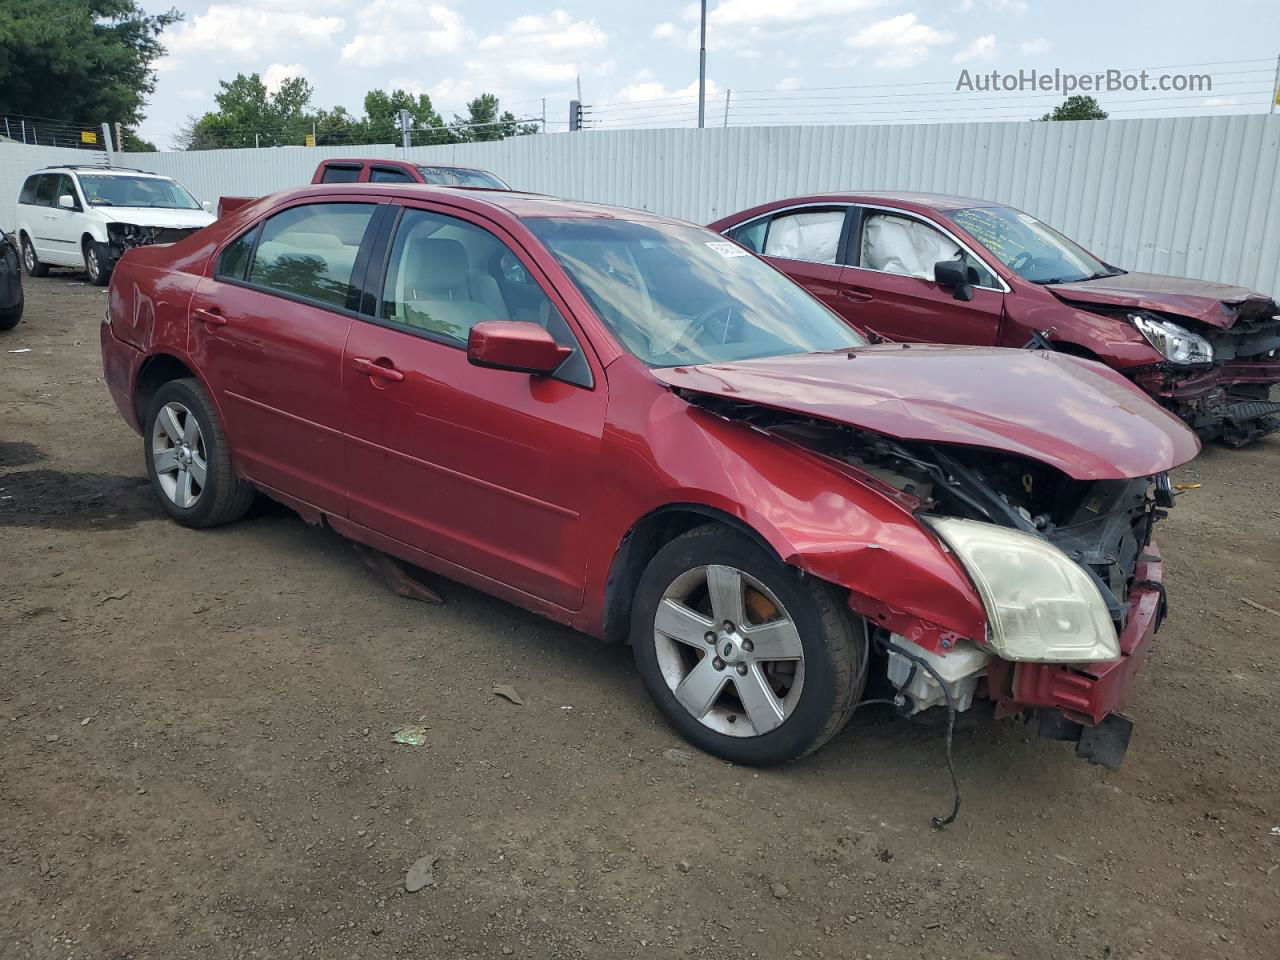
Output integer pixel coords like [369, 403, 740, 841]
[84, 240, 112, 286]
[630, 524, 866, 765]
[143, 378, 255, 527]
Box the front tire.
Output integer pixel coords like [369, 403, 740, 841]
[143, 378, 255, 527]
[84, 240, 112, 286]
[630, 524, 865, 765]
[21, 236, 48, 277]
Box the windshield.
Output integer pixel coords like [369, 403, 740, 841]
[416, 166, 508, 189]
[77, 174, 201, 210]
[526, 217, 866, 366]
[946, 205, 1119, 284]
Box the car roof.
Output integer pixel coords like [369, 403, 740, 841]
[274, 182, 689, 226]
[40, 165, 167, 178]
[787, 191, 999, 211]
[320, 158, 493, 172]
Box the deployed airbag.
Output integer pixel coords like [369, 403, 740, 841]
[763, 211, 843, 263]
[862, 212, 962, 279]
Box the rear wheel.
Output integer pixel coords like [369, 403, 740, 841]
[143, 378, 255, 527]
[630, 524, 865, 765]
[21, 236, 48, 277]
[0, 300, 22, 331]
[84, 240, 111, 286]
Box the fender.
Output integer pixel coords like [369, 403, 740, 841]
[579, 368, 987, 653]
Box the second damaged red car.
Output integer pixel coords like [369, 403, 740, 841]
[711, 194, 1280, 445]
[101, 184, 1198, 769]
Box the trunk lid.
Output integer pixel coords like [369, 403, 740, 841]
[653, 345, 1199, 480]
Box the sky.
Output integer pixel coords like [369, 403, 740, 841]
[136, 0, 1280, 148]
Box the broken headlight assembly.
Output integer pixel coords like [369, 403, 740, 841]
[1130, 312, 1213, 365]
[925, 517, 1120, 663]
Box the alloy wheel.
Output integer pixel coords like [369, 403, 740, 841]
[151, 401, 207, 509]
[86, 245, 100, 282]
[23, 240, 34, 272]
[653, 564, 805, 737]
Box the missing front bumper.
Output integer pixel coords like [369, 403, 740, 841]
[1038, 710, 1134, 770]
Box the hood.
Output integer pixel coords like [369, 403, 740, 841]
[95, 207, 216, 230]
[653, 345, 1199, 481]
[1047, 271, 1277, 328]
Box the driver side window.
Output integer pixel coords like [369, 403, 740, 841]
[859, 211, 996, 288]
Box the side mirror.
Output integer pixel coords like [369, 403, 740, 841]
[201, 200, 214, 213]
[934, 260, 978, 302]
[58, 194, 76, 211]
[467, 321, 571, 375]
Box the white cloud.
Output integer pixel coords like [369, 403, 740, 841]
[953, 34, 997, 63]
[262, 63, 309, 94]
[1201, 96, 1239, 108]
[167, 4, 344, 60]
[847, 14, 954, 69]
[775, 77, 802, 90]
[707, 0, 884, 27]
[1020, 37, 1050, 55]
[342, 2, 465, 67]
[653, 22, 677, 39]
[479, 10, 606, 51]
[658, 0, 887, 59]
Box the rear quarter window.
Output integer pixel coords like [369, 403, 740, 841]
[215, 226, 260, 281]
[18, 176, 41, 205]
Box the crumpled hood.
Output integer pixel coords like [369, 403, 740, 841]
[653, 345, 1200, 480]
[95, 207, 216, 230]
[1047, 271, 1277, 328]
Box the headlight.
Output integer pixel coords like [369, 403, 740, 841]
[925, 517, 1119, 663]
[1130, 313, 1213, 365]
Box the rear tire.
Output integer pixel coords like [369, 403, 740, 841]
[21, 236, 48, 278]
[143, 378, 255, 527]
[630, 523, 865, 765]
[0, 300, 22, 331]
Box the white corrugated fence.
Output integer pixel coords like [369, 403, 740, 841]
[2, 114, 1278, 298]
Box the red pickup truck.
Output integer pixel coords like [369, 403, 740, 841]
[217, 158, 510, 218]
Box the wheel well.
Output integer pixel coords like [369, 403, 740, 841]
[601, 505, 781, 644]
[81, 233, 97, 251]
[134, 354, 195, 424]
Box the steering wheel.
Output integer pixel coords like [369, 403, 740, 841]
[1009, 251, 1035, 274]
[650, 298, 739, 358]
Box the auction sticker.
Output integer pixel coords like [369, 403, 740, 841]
[705, 241, 749, 258]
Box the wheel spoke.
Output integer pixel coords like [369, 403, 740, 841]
[158, 405, 184, 442]
[734, 665, 786, 735]
[673, 656, 728, 720]
[152, 447, 179, 475]
[743, 618, 803, 661]
[188, 454, 207, 488]
[176, 467, 193, 508]
[705, 565, 746, 627]
[182, 411, 200, 444]
[654, 598, 714, 648]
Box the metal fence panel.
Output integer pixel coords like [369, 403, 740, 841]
[1, 115, 1277, 298]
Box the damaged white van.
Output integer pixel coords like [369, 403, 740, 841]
[15, 165, 215, 286]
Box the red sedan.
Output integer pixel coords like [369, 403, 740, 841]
[101, 184, 1197, 768]
[710, 193, 1280, 445]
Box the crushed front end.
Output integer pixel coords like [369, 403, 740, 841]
[1127, 302, 1280, 445]
[103, 223, 203, 269]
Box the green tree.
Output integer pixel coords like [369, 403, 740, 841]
[451, 94, 538, 142]
[178, 72, 318, 149]
[0, 1, 181, 126]
[358, 89, 452, 146]
[1040, 95, 1108, 121]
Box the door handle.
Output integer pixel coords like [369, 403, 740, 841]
[839, 287, 874, 303]
[193, 307, 227, 327]
[352, 357, 404, 382]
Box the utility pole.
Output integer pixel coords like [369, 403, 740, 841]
[255, 133, 260, 149]
[697, 0, 707, 128]
[115, 121, 123, 153]
[1271, 53, 1280, 114]
[101, 122, 115, 165]
[399, 108, 412, 149]
[569, 100, 582, 131]
[541, 98, 547, 133]
[723, 89, 731, 127]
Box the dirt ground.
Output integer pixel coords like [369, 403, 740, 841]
[1, 272, 1277, 960]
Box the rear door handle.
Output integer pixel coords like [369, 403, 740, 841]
[193, 307, 227, 327]
[352, 357, 404, 382]
[839, 287, 874, 303]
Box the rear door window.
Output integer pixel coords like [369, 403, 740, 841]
[247, 203, 378, 310]
[18, 175, 41, 205]
[319, 165, 361, 184]
[369, 167, 415, 184]
[762, 209, 846, 263]
[34, 175, 56, 207]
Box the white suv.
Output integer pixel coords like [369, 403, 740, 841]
[16, 165, 215, 286]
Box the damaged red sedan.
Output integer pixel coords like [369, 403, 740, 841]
[711, 194, 1280, 445]
[101, 184, 1198, 769]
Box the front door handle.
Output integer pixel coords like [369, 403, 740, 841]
[352, 357, 404, 382]
[193, 307, 227, 327]
[839, 287, 874, 303]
